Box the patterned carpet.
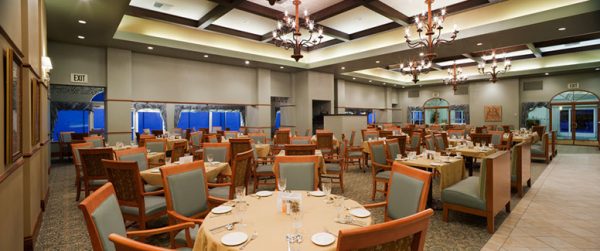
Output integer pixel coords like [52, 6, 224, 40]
[35, 146, 593, 250]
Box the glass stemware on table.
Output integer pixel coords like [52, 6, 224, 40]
[206, 154, 214, 166]
[322, 181, 332, 203]
[278, 177, 287, 192]
[235, 186, 247, 229]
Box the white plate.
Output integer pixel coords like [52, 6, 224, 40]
[220, 232, 248, 246]
[349, 208, 371, 218]
[311, 232, 336, 246]
[309, 191, 326, 197]
[150, 169, 161, 173]
[256, 191, 273, 197]
[211, 205, 233, 214]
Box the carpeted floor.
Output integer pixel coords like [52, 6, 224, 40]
[35, 145, 595, 250]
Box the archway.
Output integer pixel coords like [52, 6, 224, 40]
[549, 89, 599, 145]
[423, 98, 450, 125]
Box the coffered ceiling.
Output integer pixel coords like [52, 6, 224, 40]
[46, 0, 600, 87]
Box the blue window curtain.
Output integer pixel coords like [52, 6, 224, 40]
[52, 110, 89, 141]
[93, 107, 105, 129]
[173, 104, 245, 131]
[177, 110, 210, 130]
[225, 112, 241, 130]
[367, 112, 375, 124]
[137, 111, 164, 133]
[133, 103, 167, 130]
[274, 111, 281, 129]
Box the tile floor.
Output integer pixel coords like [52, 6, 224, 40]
[483, 151, 600, 250]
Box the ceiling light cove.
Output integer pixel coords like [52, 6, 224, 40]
[77, 35, 85, 39]
[147, 46, 154, 50]
[78, 20, 87, 24]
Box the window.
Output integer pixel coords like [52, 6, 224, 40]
[274, 110, 281, 129]
[211, 111, 243, 131]
[177, 110, 209, 130]
[52, 110, 89, 141]
[93, 106, 105, 130]
[410, 111, 424, 124]
[367, 112, 375, 124]
[136, 109, 164, 133]
[451, 110, 465, 124]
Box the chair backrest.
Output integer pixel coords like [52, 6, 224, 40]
[284, 144, 317, 156]
[480, 151, 511, 214]
[362, 129, 379, 141]
[204, 134, 218, 143]
[433, 134, 446, 152]
[202, 142, 231, 163]
[171, 128, 183, 136]
[368, 140, 388, 166]
[60, 131, 74, 143]
[485, 124, 497, 132]
[385, 138, 401, 160]
[475, 126, 487, 134]
[138, 134, 156, 147]
[502, 125, 511, 133]
[102, 160, 145, 208]
[532, 125, 546, 139]
[79, 183, 128, 251]
[145, 138, 167, 153]
[471, 133, 492, 145]
[109, 234, 176, 251]
[316, 132, 334, 152]
[114, 147, 149, 171]
[190, 131, 203, 147]
[409, 132, 422, 150]
[229, 150, 254, 198]
[387, 135, 407, 157]
[379, 130, 393, 138]
[224, 131, 238, 140]
[336, 209, 434, 251]
[290, 136, 311, 145]
[161, 161, 210, 219]
[151, 130, 164, 137]
[171, 141, 187, 163]
[229, 138, 252, 164]
[349, 131, 357, 147]
[72, 142, 94, 166]
[274, 130, 291, 145]
[447, 129, 464, 138]
[79, 148, 114, 179]
[72, 132, 89, 140]
[85, 136, 105, 148]
[489, 131, 504, 146]
[143, 129, 151, 135]
[274, 155, 319, 191]
[423, 135, 436, 151]
[385, 163, 432, 221]
[248, 133, 267, 144]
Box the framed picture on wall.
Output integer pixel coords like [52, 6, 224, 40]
[31, 78, 41, 145]
[484, 105, 502, 122]
[4, 48, 23, 165]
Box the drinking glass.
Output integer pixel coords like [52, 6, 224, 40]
[206, 154, 214, 165]
[322, 181, 332, 197]
[235, 186, 246, 202]
[333, 197, 344, 219]
[292, 212, 303, 235]
[278, 177, 287, 192]
[236, 201, 247, 228]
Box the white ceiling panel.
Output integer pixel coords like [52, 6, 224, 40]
[319, 6, 393, 34]
[539, 38, 600, 53]
[380, 0, 467, 17]
[247, 0, 344, 14]
[130, 0, 217, 20]
[213, 9, 278, 35]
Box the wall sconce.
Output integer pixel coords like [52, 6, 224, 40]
[42, 56, 53, 81]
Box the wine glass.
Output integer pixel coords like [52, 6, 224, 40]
[278, 177, 287, 192]
[322, 181, 332, 201]
[235, 186, 246, 202]
[206, 154, 214, 165]
[333, 197, 344, 219]
[292, 211, 303, 235]
[236, 201, 247, 228]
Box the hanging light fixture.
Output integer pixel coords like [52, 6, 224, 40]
[399, 59, 432, 84]
[444, 61, 467, 91]
[478, 51, 511, 83]
[404, 0, 459, 61]
[272, 0, 323, 62]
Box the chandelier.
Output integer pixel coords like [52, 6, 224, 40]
[272, 0, 323, 62]
[404, 0, 459, 61]
[444, 62, 467, 91]
[478, 51, 511, 83]
[399, 59, 432, 84]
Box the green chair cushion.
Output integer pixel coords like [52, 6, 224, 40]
[410, 136, 420, 148]
[531, 144, 545, 155]
[387, 143, 400, 159]
[387, 172, 424, 220]
[166, 168, 208, 217]
[441, 177, 485, 210]
[291, 139, 310, 144]
[120, 152, 148, 171]
[92, 194, 127, 251]
[120, 196, 166, 216]
[491, 134, 502, 146]
[89, 179, 108, 186]
[371, 144, 387, 165]
[348, 151, 363, 157]
[204, 147, 227, 163]
[175, 225, 199, 246]
[325, 163, 341, 172]
[375, 170, 391, 179]
[146, 142, 165, 153]
[279, 162, 315, 191]
[256, 165, 274, 174]
[208, 186, 230, 199]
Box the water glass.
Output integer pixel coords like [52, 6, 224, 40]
[322, 181, 332, 196]
[333, 197, 344, 219]
[236, 202, 247, 227]
[278, 177, 287, 192]
[292, 212, 303, 234]
[206, 154, 214, 164]
[235, 186, 246, 201]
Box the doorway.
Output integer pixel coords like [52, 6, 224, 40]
[312, 100, 331, 134]
[549, 90, 599, 146]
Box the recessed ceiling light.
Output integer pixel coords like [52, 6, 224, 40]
[203, 54, 209, 58]
[352, 77, 356, 80]
[402, 86, 405, 89]
[77, 35, 85, 39]
[545, 72, 549, 75]
[280, 66, 284, 69]
[375, 60, 380, 64]
[476, 42, 483, 46]
[245, 60, 250, 65]
[147, 46, 154, 50]
[419, 52, 424, 57]
[383, 82, 386, 85]
[341, 66, 346, 70]
[558, 27, 566, 31]
[368, 80, 372, 83]
[595, 67, 599, 71]
[78, 20, 87, 24]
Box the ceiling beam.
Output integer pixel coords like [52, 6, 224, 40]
[462, 53, 484, 63]
[350, 22, 401, 40]
[363, 1, 410, 26]
[125, 6, 199, 27]
[198, 0, 244, 29]
[311, 0, 374, 22]
[205, 24, 262, 41]
[526, 43, 543, 58]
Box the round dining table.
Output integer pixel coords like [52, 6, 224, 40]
[192, 192, 372, 251]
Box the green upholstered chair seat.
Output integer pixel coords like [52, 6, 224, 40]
[410, 136, 420, 148]
[177, 248, 192, 251]
[531, 144, 545, 155]
[256, 165, 274, 174]
[491, 134, 502, 146]
[92, 194, 127, 251]
[175, 225, 200, 246]
[89, 179, 108, 186]
[441, 177, 485, 210]
[120, 152, 148, 171]
[120, 196, 166, 216]
[204, 148, 227, 163]
[291, 139, 310, 144]
[208, 186, 230, 199]
[348, 151, 363, 157]
[89, 139, 104, 147]
[166, 168, 209, 217]
[279, 162, 315, 191]
[144, 184, 162, 192]
[324, 163, 341, 172]
[320, 148, 333, 153]
[146, 142, 165, 153]
[375, 170, 391, 180]
[387, 172, 424, 220]
[371, 144, 387, 165]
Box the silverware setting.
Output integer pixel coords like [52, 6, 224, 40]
[239, 231, 258, 250]
[335, 218, 366, 227]
[323, 227, 338, 237]
[209, 221, 238, 232]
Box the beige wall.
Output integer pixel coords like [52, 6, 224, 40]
[47, 42, 107, 86]
[469, 79, 520, 128]
[0, 0, 50, 250]
[344, 81, 386, 109]
[520, 72, 600, 102]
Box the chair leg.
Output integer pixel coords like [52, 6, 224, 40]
[76, 179, 82, 201]
[442, 205, 449, 222]
[518, 185, 524, 198]
[371, 180, 376, 201]
[486, 213, 495, 233]
[527, 179, 531, 187]
[339, 174, 344, 193]
[505, 202, 511, 213]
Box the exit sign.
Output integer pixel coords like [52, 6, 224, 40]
[70, 73, 88, 83]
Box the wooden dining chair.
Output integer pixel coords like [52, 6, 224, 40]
[114, 147, 162, 193]
[229, 138, 252, 162]
[432, 134, 446, 152]
[71, 142, 94, 201]
[470, 133, 492, 146]
[274, 130, 291, 145]
[138, 134, 156, 147]
[202, 142, 231, 163]
[336, 209, 434, 251]
[349, 130, 358, 147]
[284, 144, 317, 156]
[109, 233, 180, 251]
[384, 138, 402, 164]
[79, 183, 194, 251]
[59, 131, 75, 160]
[341, 139, 364, 171]
[378, 130, 393, 138]
[102, 160, 166, 232]
[423, 135, 436, 152]
[248, 133, 268, 144]
[161, 161, 225, 247]
[223, 131, 238, 140]
[368, 140, 391, 200]
[208, 150, 254, 200]
[79, 148, 114, 199]
[144, 138, 167, 153]
[447, 129, 464, 139]
[511, 142, 532, 197]
[407, 132, 422, 155]
[316, 132, 335, 157]
[84, 135, 105, 148]
[274, 155, 320, 191]
[202, 133, 219, 143]
[189, 131, 203, 152]
[170, 141, 187, 163]
[362, 129, 379, 142]
[252, 144, 276, 192]
[290, 136, 311, 144]
[151, 130, 164, 137]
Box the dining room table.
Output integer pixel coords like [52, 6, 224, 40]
[166, 138, 189, 151]
[192, 192, 372, 251]
[310, 135, 340, 148]
[139, 161, 231, 186]
[276, 150, 328, 173]
[449, 145, 497, 176]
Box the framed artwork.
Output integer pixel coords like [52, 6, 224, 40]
[484, 105, 502, 122]
[31, 78, 41, 145]
[4, 48, 23, 165]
